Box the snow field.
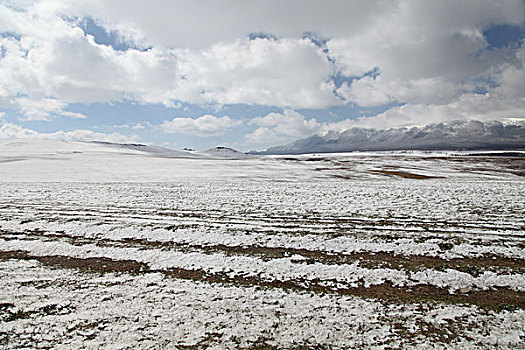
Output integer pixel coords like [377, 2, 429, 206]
[0, 147, 524, 348]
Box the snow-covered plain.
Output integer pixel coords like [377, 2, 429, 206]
[0, 139, 524, 348]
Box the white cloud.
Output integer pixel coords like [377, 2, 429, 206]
[0, 0, 524, 137]
[160, 115, 241, 137]
[0, 122, 39, 139]
[14, 97, 86, 121]
[63, 0, 389, 48]
[131, 121, 152, 130]
[243, 127, 286, 148]
[174, 38, 338, 108]
[327, 0, 525, 108]
[0, 3, 182, 109]
[243, 77, 525, 146]
[0, 2, 339, 112]
[336, 77, 463, 107]
[330, 44, 525, 130]
[110, 121, 153, 130]
[16, 98, 62, 121]
[251, 110, 320, 138]
[245, 110, 321, 149]
[323, 91, 525, 131]
[336, 78, 392, 107]
[49, 129, 139, 143]
[0, 122, 139, 143]
[59, 111, 87, 119]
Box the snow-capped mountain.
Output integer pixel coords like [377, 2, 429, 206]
[261, 120, 525, 154]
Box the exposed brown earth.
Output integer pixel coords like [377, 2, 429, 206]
[0, 250, 148, 274]
[372, 170, 441, 179]
[2, 229, 524, 276]
[3, 229, 524, 275]
[2, 250, 523, 311]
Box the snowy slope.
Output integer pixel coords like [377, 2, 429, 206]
[0, 139, 253, 160]
[89, 141, 206, 158]
[1, 137, 524, 182]
[262, 120, 525, 154]
[0, 139, 202, 159]
[0, 138, 309, 182]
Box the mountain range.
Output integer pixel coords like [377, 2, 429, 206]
[260, 120, 525, 154]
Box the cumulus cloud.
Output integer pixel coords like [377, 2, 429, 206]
[327, 0, 525, 108]
[0, 123, 39, 139]
[0, 2, 339, 112]
[160, 115, 241, 137]
[0, 122, 139, 143]
[250, 110, 320, 138]
[14, 97, 86, 121]
[63, 0, 389, 48]
[243, 127, 287, 149]
[1, 0, 524, 144]
[0, 2, 181, 108]
[329, 44, 525, 130]
[336, 77, 463, 107]
[319, 91, 525, 132]
[245, 110, 321, 148]
[175, 38, 338, 108]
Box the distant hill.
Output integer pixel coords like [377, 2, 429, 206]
[0, 139, 250, 160]
[202, 146, 253, 159]
[260, 120, 525, 155]
[89, 141, 205, 158]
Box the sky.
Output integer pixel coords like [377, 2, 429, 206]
[0, 0, 524, 151]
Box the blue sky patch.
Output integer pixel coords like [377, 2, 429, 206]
[77, 17, 146, 51]
[484, 24, 525, 49]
